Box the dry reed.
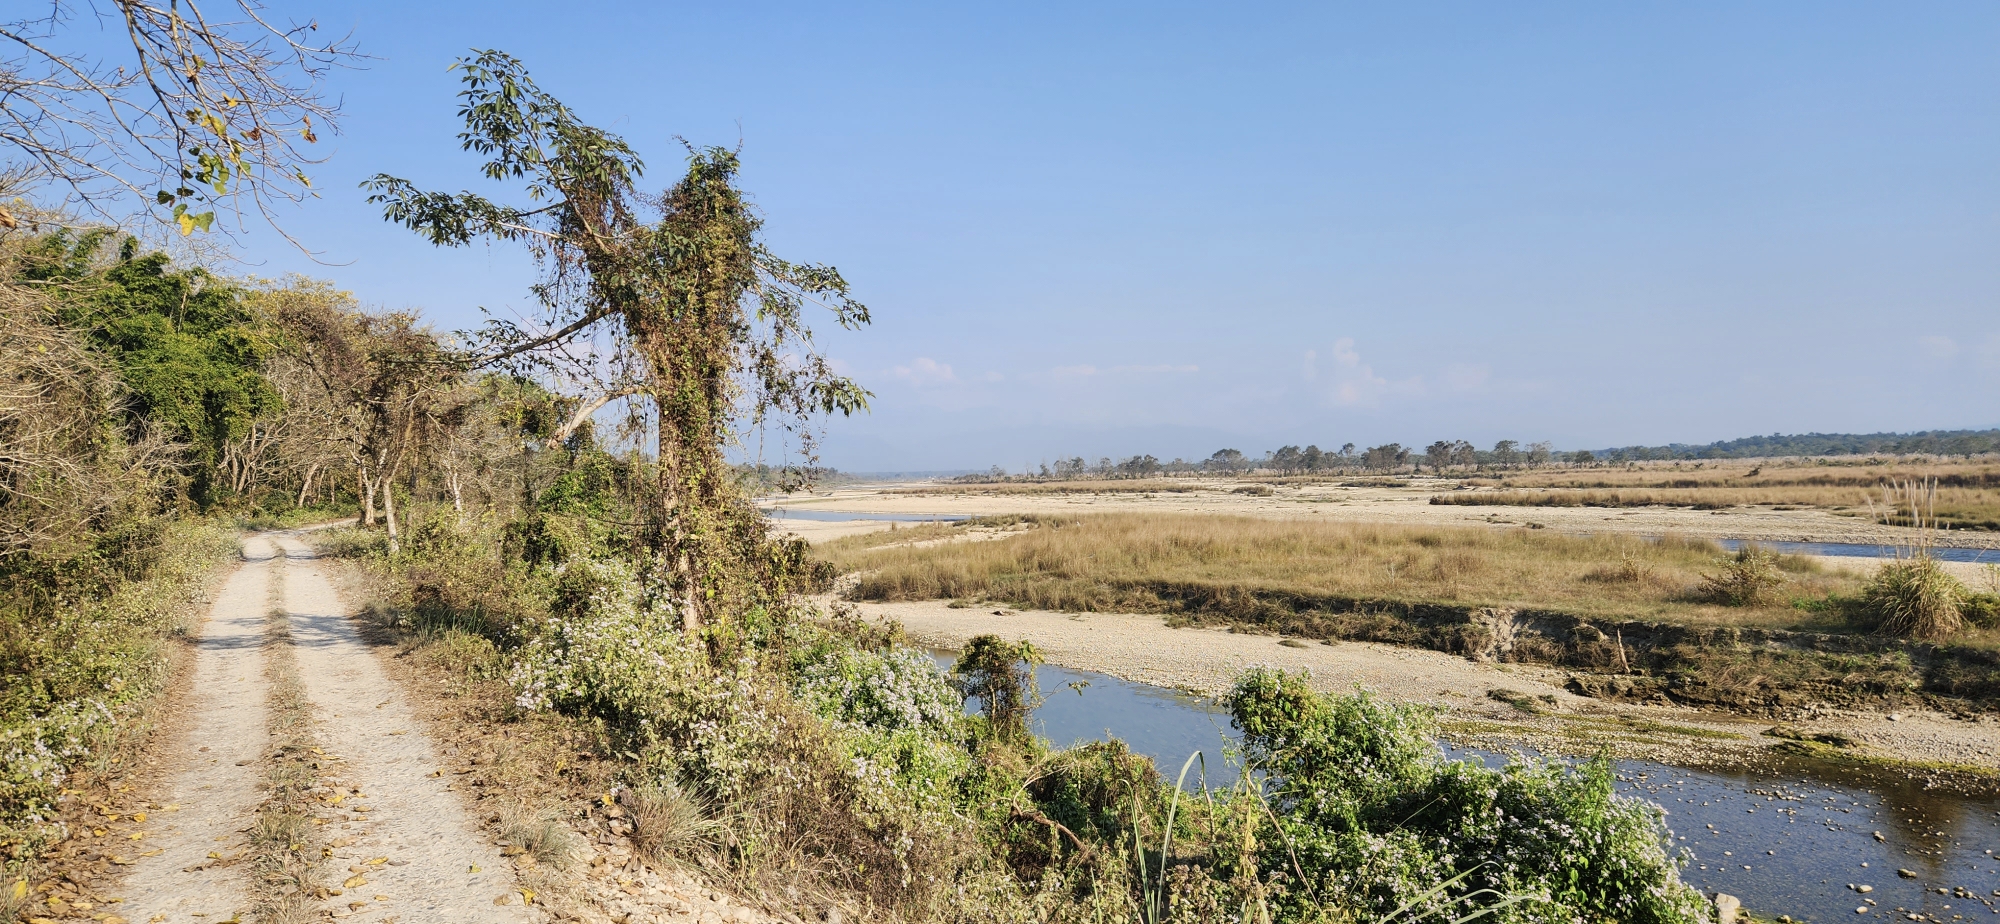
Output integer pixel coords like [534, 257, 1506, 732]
[823, 514, 1857, 626]
[1863, 479, 1972, 638]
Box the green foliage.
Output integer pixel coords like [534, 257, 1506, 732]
[18, 230, 281, 507]
[1589, 428, 2000, 461]
[1228, 669, 1707, 923]
[953, 635, 1043, 742]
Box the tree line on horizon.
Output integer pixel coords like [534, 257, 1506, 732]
[967, 427, 2000, 482]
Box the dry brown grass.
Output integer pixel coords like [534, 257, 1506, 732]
[823, 513, 1858, 628]
[1444, 461, 2000, 530]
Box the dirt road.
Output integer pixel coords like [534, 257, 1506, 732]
[107, 534, 529, 923]
[115, 537, 277, 923]
[275, 534, 529, 923]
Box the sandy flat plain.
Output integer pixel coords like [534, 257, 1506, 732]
[767, 477, 2000, 550]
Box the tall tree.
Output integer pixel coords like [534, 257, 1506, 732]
[1270, 445, 1303, 474]
[1425, 440, 1454, 473]
[364, 51, 868, 629]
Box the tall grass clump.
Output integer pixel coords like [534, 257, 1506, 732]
[1864, 558, 1966, 639]
[1698, 544, 1785, 607]
[1863, 479, 1970, 639]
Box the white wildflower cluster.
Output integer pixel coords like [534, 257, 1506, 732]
[790, 642, 973, 872]
[506, 556, 782, 800]
[0, 698, 116, 834]
[508, 558, 690, 713]
[792, 646, 962, 737]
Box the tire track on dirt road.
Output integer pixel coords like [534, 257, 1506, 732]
[272, 533, 532, 923]
[115, 536, 274, 923]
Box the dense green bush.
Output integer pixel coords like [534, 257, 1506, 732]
[21, 230, 281, 508]
[1227, 668, 1707, 923]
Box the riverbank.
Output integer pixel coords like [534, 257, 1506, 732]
[768, 477, 2000, 549]
[850, 597, 2000, 788]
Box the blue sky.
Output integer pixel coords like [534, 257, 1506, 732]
[214, 1, 1999, 471]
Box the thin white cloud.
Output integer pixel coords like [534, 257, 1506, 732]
[1051, 364, 1099, 378]
[890, 357, 958, 386]
[1326, 337, 1390, 406]
[1920, 335, 1959, 361]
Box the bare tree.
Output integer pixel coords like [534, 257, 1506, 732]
[1, 0, 358, 234]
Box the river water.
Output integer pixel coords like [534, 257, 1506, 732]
[1716, 539, 1996, 565]
[928, 652, 2000, 923]
[759, 507, 971, 523]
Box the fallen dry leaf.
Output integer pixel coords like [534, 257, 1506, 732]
[342, 874, 366, 889]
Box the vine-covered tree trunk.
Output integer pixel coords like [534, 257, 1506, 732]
[366, 52, 871, 635]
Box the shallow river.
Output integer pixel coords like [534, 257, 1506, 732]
[759, 507, 970, 523]
[1716, 539, 1996, 565]
[930, 653, 2000, 923]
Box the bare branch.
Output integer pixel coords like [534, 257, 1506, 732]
[0, 0, 360, 240]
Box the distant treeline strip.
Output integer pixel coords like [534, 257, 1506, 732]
[1584, 428, 2000, 461]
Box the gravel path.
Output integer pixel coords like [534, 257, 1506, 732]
[273, 534, 530, 924]
[115, 536, 276, 924]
